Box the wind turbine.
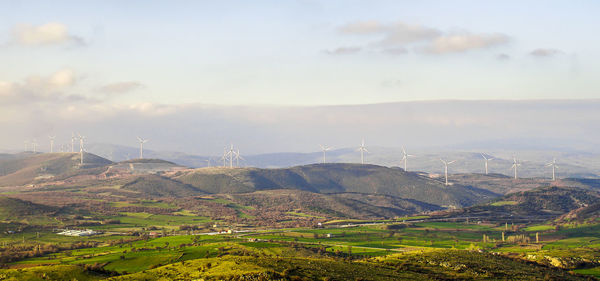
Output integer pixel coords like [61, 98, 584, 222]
[235, 149, 245, 167]
[205, 158, 211, 168]
[71, 132, 76, 153]
[546, 158, 558, 181]
[78, 134, 85, 165]
[357, 139, 368, 164]
[401, 147, 414, 171]
[48, 135, 56, 153]
[511, 156, 521, 179]
[31, 139, 38, 153]
[136, 137, 149, 159]
[223, 144, 236, 168]
[24, 140, 29, 151]
[319, 144, 331, 164]
[481, 153, 494, 175]
[221, 148, 227, 167]
[440, 159, 456, 186]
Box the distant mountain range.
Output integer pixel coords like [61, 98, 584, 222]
[82, 143, 600, 179]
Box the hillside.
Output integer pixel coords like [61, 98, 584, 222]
[451, 173, 600, 195]
[121, 174, 203, 197]
[173, 163, 497, 208]
[439, 186, 600, 222]
[556, 202, 600, 224]
[0, 197, 57, 219]
[227, 189, 441, 223]
[0, 152, 112, 187]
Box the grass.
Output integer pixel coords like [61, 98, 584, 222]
[491, 200, 518, 206]
[524, 224, 555, 232]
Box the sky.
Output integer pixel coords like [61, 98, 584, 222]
[1, 1, 599, 153]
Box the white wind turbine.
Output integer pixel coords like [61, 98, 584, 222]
[481, 153, 494, 175]
[24, 140, 29, 151]
[205, 158, 212, 168]
[48, 135, 56, 153]
[137, 137, 149, 159]
[319, 144, 332, 164]
[31, 139, 38, 153]
[546, 158, 558, 181]
[357, 139, 368, 164]
[511, 156, 521, 179]
[223, 144, 236, 168]
[71, 132, 76, 153]
[78, 134, 85, 165]
[235, 149, 245, 167]
[401, 147, 414, 171]
[440, 159, 456, 186]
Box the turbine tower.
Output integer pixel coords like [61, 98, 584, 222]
[136, 137, 149, 159]
[440, 159, 456, 186]
[511, 157, 521, 179]
[205, 158, 211, 168]
[319, 144, 331, 164]
[357, 139, 368, 164]
[48, 135, 56, 153]
[401, 147, 414, 171]
[78, 134, 85, 165]
[481, 153, 494, 175]
[24, 140, 29, 151]
[546, 158, 558, 181]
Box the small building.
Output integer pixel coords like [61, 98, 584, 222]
[57, 229, 99, 237]
[326, 233, 333, 238]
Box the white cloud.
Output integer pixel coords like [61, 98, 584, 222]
[0, 69, 79, 103]
[336, 21, 508, 55]
[340, 21, 440, 46]
[339, 20, 382, 34]
[12, 22, 83, 46]
[530, 48, 563, 57]
[378, 22, 441, 46]
[324, 46, 362, 55]
[382, 47, 408, 55]
[97, 81, 144, 95]
[424, 33, 509, 54]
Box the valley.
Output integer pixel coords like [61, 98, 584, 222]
[0, 152, 599, 280]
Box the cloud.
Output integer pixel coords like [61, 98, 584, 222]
[496, 53, 510, 60]
[324, 46, 362, 55]
[340, 21, 440, 46]
[335, 21, 508, 55]
[339, 20, 383, 34]
[530, 48, 563, 57]
[11, 22, 84, 46]
[97, 81, 144, 95]
[382, 47, 408, 55]
[423, 33, 509, 54]
[0, 69, 80, 104]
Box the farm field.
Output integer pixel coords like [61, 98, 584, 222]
[1, 219, 599, 280]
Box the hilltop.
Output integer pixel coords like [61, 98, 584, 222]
[0, 152, 112, 187]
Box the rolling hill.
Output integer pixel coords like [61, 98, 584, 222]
[438, 186, 600, 222]
[173, 163, 497, 208]
[120, 174, 203, 197]
[0, 152, 112, 187]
